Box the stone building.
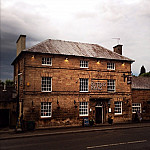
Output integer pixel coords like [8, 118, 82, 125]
[132, 76, 150, 120]
[12, 35, 134, 128]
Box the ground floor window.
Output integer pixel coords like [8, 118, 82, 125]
[114, 101, 122, 115]
[132, 103, 141, 113]
[41, 102, 52, 117]
[79, 102, 88, 116]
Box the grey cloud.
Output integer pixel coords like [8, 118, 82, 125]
[0, 0, 150, 81]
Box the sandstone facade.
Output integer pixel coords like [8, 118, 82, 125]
[13, 52, 133, 128]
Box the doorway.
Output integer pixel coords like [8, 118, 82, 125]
[0, 109, 9, 127]
[95, 107, 103, 124]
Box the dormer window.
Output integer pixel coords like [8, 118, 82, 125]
[107, 62, 115, 70]
[80, 60, 88, 68]
[42, 58, 52, 66]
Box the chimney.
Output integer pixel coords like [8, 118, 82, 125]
[16, 35, 26, 56]
[113, 44, 123, 55]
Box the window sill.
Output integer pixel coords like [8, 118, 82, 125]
[79, 115, 88, 117]
[114, 113, 122, 116]
[132, 112, 141, 114]
[80, 67, 88, 69]
[79, 91, 89, 93]
[107, 91, 115, 93]
[107, 69, 115, 71]
[41, 116, 51, 119]
[42, 64, 52, 66]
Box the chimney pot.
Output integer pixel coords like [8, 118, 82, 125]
[113, 44, 123, 55]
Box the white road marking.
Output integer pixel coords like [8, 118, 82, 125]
[87, 140, 147, 149]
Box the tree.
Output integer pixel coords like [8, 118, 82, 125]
[0, 80, 4, 86]
[5, 80, 14, 86]
[139, 66, 146, 76]
[140, 72, 150, 77]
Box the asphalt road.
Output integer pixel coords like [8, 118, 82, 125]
[0, 126, 150, 150]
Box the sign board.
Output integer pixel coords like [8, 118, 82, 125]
[91, 79, 107, 91]
[83, 118, 89, 126]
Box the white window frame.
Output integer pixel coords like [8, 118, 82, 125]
[41, 102, 52, 118]
[80, 60, 88, 68]
[107, 79, 115, 92]
[107, 62, 115, 70]
[79, 102, 88, 116]
[80, 78, 88, 92]
[42, 57, 52, 66]
[114, 101, 122, 115]
[41, 77, 52, 92]
[132, 103, 141, 113]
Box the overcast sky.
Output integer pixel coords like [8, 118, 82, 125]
[1, 0, 150, 81]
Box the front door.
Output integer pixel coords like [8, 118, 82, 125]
[95, 107, 103, 124]
[0, 109, 9, 127]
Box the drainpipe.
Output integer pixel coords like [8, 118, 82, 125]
[16, 72, 22, 132]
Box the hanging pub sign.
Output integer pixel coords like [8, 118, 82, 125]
[127, 76, 132, 84]
[91, 79, 107, 91]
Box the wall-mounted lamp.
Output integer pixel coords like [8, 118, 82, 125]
[65, 58, 68, 62]
[57, 99, 60, 109]
[32, 101, 35, 112]
[57, 99, 59, 105]
[74, 100, 77, 108]
[32, 55, 35, 59]
[97, 60, 100, 64]
[27, 82, 30, 87]
[122, 62, 125, 66]
[108, 100, 111, 107]
[32, 101, 34, 106]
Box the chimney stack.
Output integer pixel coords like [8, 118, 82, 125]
[16, 35, 26, 56]
[113, 44, 123, 55]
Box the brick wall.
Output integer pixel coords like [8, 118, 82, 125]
[132, 89, 150, 120]
[14, 52, 132, 127]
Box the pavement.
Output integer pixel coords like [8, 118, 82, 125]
[0, 122, 150, 140]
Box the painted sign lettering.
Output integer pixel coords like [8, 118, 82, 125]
[91, 81, 106, 90]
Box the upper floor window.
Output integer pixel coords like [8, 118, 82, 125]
[107, 62, 115, 70]
[80, 60, 88, 68]
[41, 77, 52, 92]
[132, 103, 141, 113]
[41, 102, 52, 117]
[107, 79, 115, 92]
[114, 101, 122, 115]
[42, 58, 52, 66]
[80, 78, 88, 92]
[79, 102, 88, 116]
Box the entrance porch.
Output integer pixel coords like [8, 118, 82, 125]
[89, 98, 111, 124]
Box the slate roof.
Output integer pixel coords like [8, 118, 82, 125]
[132, 76, 150, 89]
[22, 39, 134, 62]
